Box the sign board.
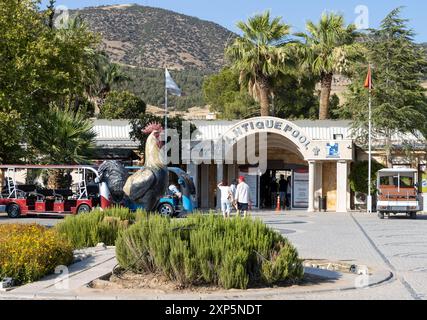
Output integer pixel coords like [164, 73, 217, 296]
[293, 169, 309, 209]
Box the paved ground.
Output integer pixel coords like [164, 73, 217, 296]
[1, 210, 426, 300]
[253, 210, 427, 300]
[0, 212, 63, 227]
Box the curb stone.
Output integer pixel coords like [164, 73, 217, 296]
[0, 265, 394, 300]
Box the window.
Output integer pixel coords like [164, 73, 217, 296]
[333, 134, 344, 140]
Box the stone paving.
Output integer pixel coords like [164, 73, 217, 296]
[1, 210, 426, 300]
[352, 213, 427, 300]
[253, 210, 426, 300]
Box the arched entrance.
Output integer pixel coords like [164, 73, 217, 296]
[188, 117, 354, 213]
[221, 130, 310, 210]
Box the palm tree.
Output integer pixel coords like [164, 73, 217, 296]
[297, 13, 360, 120]
[30, 106, 96, 189]
[84, 51, 131, 115]
[226, 11, 294, 117]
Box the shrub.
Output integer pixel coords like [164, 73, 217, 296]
[55, 207, 143, 249]
[116, 214, 304, 290]
[0, 224, 73, 285]
[349, 160, 385, 194]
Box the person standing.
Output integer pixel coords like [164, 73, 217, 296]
[286, 176, 292, 210]
[270, 178, 278, 209]
[279, 175, 288, 210]
[229, 179, 237, 211]
[235, 176, 251, 217]
[218, 180, 232, 218]
[229, 179, 237, 199]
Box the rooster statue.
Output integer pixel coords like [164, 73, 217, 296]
[123, 122, 169, 212]
[97, 160, 129, 204]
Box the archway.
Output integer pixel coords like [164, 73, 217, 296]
[220, 118, 311, 210]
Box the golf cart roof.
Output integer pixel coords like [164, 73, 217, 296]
[378, 168, 417, 177]
[378, 168, 417, 173]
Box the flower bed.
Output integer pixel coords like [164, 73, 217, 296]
[116, 214, 304, 290]
[0, 224, 73, 285]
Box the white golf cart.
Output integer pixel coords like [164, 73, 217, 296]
[376, 168, 420, 220]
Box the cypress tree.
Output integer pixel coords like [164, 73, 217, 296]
[340, 8, 427, 167]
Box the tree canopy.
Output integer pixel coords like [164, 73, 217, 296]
[226, 11, 294, 117]
[338, 7, 427, 166]
[0, 0, 100, 163]
[296, 12, 361, 120]
[99, 90, 146, 120]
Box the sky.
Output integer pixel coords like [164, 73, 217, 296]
[40, 0, 427, 43]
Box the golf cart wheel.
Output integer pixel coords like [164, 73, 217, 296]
[378, 212, 385, 220]
[77, 204, 91, 214]
[158, 203, 175, 217]
[6, 203, 21, 219]
[410, 212, 417, 220]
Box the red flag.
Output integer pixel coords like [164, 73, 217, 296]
[364, 65, 373, 89]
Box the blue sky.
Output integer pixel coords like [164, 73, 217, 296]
[40, 0, 427, 42]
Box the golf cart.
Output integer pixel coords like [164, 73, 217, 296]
[376, 168, 420, 219]
[125, 167, 197, 217]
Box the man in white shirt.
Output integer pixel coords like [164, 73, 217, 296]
[235, 176, 251, 218]
[168, 183, 182, 199]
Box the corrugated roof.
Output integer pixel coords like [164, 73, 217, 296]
[92, 119, 139, 148]
[90, 119, 425, 150]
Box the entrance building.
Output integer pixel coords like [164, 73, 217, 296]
[186, 117, 355, 213]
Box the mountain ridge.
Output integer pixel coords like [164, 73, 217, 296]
[71, 4, 237, 71]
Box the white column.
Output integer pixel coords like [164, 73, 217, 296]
[336, 161, 349, 213]
[216, 164, 224, 210]
[314, 162, 323, 211]
[308, 161, 316, 212]
[347, 162, 352, 212]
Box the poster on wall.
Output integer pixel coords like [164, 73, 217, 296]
[238, 171, 259, 208]
[420, 165, 427, 193]
[293, 169, 309, 209]
[326, 143, 340, 158]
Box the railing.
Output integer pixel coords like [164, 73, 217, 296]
[378, 188, 417, 202]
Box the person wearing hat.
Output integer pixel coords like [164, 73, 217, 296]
[235, 176, 251, 217]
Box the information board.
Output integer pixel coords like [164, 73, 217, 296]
[293, 170, 309, 209]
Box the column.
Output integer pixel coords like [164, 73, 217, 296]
[200, 164, 209, 209]
[314, 162, 323, 211]
[228, 164, 237, 183]
[216, 164, 224, 210]
[308, 161, 316, 212]
[347, 162, 352, 211]
[336, 161, 349, 213]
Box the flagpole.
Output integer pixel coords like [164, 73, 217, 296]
[368, 64, 373, 214]
[164, 71, 168, 165]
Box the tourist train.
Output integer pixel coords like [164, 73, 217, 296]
[0, 164, 196, 218]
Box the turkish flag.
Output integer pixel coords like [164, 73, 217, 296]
[364, 65, 373, 89]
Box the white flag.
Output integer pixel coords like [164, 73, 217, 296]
[165, 68, 182, 96]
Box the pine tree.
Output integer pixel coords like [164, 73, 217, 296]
[341, 8, 427, 167]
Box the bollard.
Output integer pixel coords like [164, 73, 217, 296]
[276, 194, 281, 212]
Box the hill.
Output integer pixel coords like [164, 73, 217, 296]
[114, 66, 208, 110]
[73, 4, 236, 72]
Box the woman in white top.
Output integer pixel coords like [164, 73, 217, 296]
[218, 180, 232, 218]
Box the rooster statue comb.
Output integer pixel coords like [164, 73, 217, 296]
[143, 122, 163, 135]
